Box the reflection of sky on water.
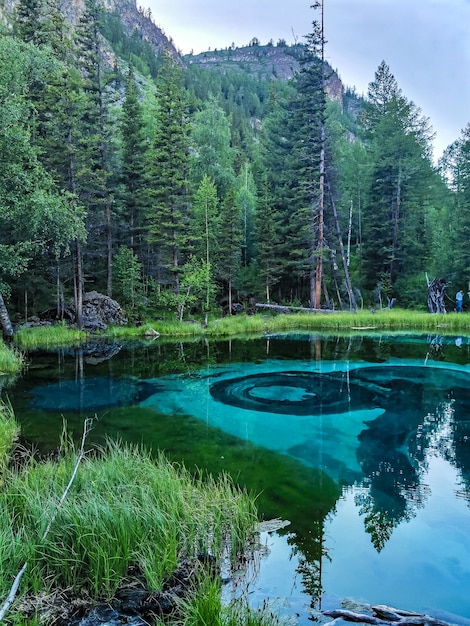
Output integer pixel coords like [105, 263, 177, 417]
[323, 455, 470, 619]
[139, 357, 470, 620]
[234, 456, 470, 625]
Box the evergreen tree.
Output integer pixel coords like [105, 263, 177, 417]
[260, 83, 297, 300]
[289, 5, 326, 307]
[236, 162, 257, 268]
[13, 0, 48, 46]
[75, 0, 116, 296]
[0, 35, 85, 320]
[254, 172, 283, 302]
[440, 125, 470, 290]
[146, 53, 191, 316]
[119, 67, 149, 253]
[217, 186, 243, 313]
[360, 61, 435, 297]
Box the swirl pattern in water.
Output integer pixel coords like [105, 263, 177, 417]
[209, 370, 378, 415]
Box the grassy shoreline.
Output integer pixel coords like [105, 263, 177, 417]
[3, 308, 470, 370]
[102, 309, 470, 340]
[0, 407, 280, 625]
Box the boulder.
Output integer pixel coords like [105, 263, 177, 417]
[77, 291, 128, 330]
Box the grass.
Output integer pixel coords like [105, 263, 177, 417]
[12, 308, 470, 350]
[0, 436, 261, 619]
[0, 400, 19, 486]
[110, 308, 470, 339]
[203, 308, 470, 336]
[13, 322, 88, 349]
[175, 576, 285, 626]
[0, 341, 24, 375]
[0, 409, 283, 623]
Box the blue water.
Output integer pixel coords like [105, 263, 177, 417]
[5, 333, 470, 623]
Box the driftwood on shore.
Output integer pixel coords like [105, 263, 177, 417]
[256, 303, 338, 314]
[323, 604, 453, 626]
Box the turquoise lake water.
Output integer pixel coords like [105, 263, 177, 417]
[3, 332, 470, 624]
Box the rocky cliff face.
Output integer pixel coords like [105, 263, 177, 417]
[186, 44, 344, 103]
[102, 0, 178, 58]
[0, 0, 178, 59]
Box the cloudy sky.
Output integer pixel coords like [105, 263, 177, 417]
[146, 0, 469, 159]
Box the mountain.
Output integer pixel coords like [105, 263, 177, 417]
[185, 43, 344, 103]
[0, 0, 179, 60]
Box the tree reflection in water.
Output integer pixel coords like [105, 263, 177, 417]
[9, 333, 470, 619]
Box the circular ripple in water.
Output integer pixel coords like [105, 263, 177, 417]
[210, 370, 378, 416]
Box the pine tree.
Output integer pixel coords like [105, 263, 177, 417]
[146, 53, 191, 316]
[75, 0, 116, 296]
[0, 35, 85, 324]
[360, 61, 435, 296]
[440, 125, 470, 288]
[254, 172, 283, 302]
[119, 67, 149, 253]
[217, 186, 243, 313]
[289, 3, 326, 307]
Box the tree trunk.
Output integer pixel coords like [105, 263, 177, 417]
[73, 240, 84, 328]
[327, 181, 357, 311]
[0, 293, 14, 339]
[314, 126, 325, 309]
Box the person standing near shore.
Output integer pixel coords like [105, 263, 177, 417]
[456, 290, 464, 312]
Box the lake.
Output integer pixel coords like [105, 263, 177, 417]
[2, 331, 470, 625]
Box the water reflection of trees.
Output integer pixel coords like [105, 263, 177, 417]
[7, 333, 470, 615]
[290, 360, 470, 602]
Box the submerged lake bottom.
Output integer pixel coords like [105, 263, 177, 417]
[3, 331, 470, 624]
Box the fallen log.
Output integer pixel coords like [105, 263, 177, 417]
[323, 605, 453, 626]
[255, 303, 338, 314]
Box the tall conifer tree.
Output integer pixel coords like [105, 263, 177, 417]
[287, 2, 326, 306]
[75, 0, 115, 296]
[119, 67, 148, 254]
[146, 53, 191, 314]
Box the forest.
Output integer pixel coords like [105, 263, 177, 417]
[1, 0, 469, 331]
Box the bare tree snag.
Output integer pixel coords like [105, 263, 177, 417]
[0, 293, 14, 340]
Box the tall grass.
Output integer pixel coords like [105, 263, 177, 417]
[0, 440, 258, 601]
[12, 308, 470, 348]
[13, 323, 88, 349]
[106, 319, 205, 338]
[0, 341, 24, 374]
[206, 309, 470, 336]
[0, 400, 19, 486]
[176, 576, 285, 626]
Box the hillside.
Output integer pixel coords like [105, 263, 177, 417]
[185, 43, 344, 103]
[0, 0, 179, 60]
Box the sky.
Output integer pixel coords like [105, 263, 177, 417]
[145, 0, 470, 159]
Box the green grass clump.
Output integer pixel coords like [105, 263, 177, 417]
[106, 319, 205, 338]
[176, 576, 284, 626]
[0, 342, 24, 374]
[0, 400, 19, 486]
[14, 323, 88, 349]
[0, 440, 257, 601]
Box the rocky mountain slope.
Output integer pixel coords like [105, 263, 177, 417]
[0, 0, 179, 59]
[185, 44, 344, 103]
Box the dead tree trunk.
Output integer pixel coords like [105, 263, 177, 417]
[327, 180, 357, 311]
[426, 275, 447, 314]
[0, 293, 14, 340]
